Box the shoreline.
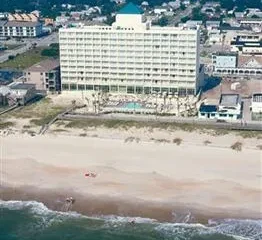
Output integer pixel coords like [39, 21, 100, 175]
[1, 134, 261, 223]
[1, 185, 261, 224]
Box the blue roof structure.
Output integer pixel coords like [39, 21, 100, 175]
[199, 104, 217, 113]
[118, 2, 143, 15]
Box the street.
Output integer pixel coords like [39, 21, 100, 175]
[169, 2, 200, 25]
[0, 32, 58, 63]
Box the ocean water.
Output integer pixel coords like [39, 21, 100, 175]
[0, 200, 261, 240]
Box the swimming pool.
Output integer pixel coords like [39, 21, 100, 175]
[123, 102, 143, 109]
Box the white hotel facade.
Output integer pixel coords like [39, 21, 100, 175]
[59, 3, 203, 95]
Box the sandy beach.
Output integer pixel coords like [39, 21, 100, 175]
[1, 132, 261, 223]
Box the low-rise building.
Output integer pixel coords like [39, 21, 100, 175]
[24, 59, 61, 93]
[198, 94, 242, 120]
[8, 13, 39, 22]
[251, 93, 262, 114]
[198, 104, 218, 119]
[234, 12, 245, 19]
[0, 86, 10, 106]
[44, 18, 54, 26]
[206, 21, 220, 30]
[0, 13, 8, 20]
[0, 20, 43, 37]
[185, 20, 203, 28]
[9, 83, 36, 105]
[212, 52, 262, 78]
[246, 8, 262, 18]
[154, 6, 170, 15]
[230, 33, 262, 54]
[240, 19, 262, 32]
[167, 1, 181, 10]
[55, 16, 70, 26]
[218, 94, 242, 120]
[206, 21, 221, 44]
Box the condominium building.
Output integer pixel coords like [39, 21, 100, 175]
[0, 21, 43, 37]
[24, 59, 61, 93]
[59, 2, 202, 95]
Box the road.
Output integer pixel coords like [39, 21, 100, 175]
[0, 44, 31, 63]
[169, 2, 200, 25]
[0, 32, 58, 64]
[26, 32, 58, 47]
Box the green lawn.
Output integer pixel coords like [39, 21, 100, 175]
[0, 47, 49, 70]
[4, 44, 24, 50]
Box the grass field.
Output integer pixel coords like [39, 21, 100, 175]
[4, 44, 25, 50]
[6, 97, 66, 119]
[0, 47, 49, 70]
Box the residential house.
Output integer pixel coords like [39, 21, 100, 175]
[0, 13, 8, 20]
[198, 103, 218, 119]
[154, 6, 170, 15]
[198, 93, 242, 120]
[234, 12, 245, 19]
[8, 83, 36, 105]
[167, 1, 181, 10]
[217, 93, 242, 120]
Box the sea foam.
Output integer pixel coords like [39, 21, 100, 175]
[0, 200, 261, 240]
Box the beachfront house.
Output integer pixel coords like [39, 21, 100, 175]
[198, 104, 218, 119]
[217, 94, 242, 120]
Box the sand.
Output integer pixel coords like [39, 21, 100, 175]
[0, 132, 261, 223]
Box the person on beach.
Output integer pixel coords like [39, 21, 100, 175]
[130, 219, 135, 226]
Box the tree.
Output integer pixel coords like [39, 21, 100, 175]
[180, 4, 186, 11]
[41, 44, 59, 57]
[181, 16, 190, 23]
[8, 55, 15, 60]
[191, 7, 207, 21]
[220, 0, 235, 10]
[215, 6, 221, 14]
[157, 16, 168, 27]
[200, 0, 207, 5]
[104, 15, 115, 25]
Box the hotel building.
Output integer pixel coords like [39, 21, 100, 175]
[59, 3, 203, 95]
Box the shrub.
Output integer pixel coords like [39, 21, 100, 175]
[203, 140, 212, 145]
[8, 55, 15, 60]
[256, 145, 262, 150]
[155, 138, 170, 143]
[231, 142, 242, 151]
[173, 138, 182, 145]
[0, 121, 14, 129]
[79, 133, 87, 137]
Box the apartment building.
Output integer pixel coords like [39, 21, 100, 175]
[59, 2, 202, 95]
[24, 59, 61, 93]
[0, 21, 43, 37]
